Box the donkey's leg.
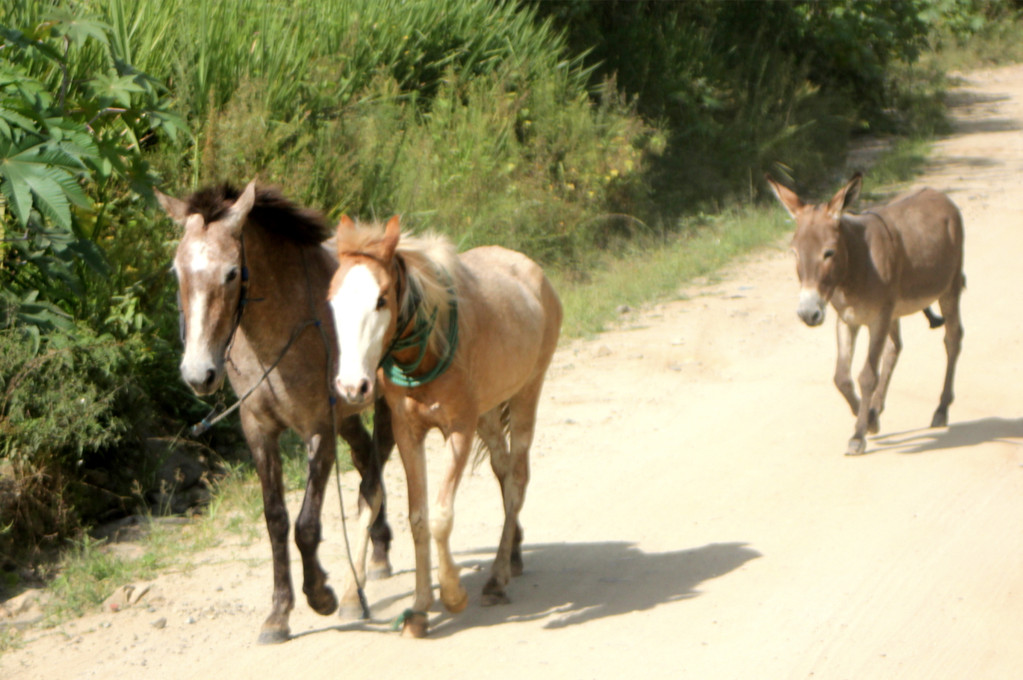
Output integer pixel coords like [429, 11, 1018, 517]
[294, 430, 339, 617]
[848, 316, 891, 456]
[868, 319, 903, 434]
[834, 321, 861, 416]
[241, 410, 294, 645]
[392, 412, 434, 638]
[932, 285, 964, 427]
[431, 420, 476, 615]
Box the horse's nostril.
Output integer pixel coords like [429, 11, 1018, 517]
[358, 379, 370, 396]
[204, 368, 216, 388]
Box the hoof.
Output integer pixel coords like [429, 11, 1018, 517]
[257, 626, 290, 645]
[306, 586, 338, 616]
[368, 561, 393, 581]
[481, 578, 510, 606]
[845, 437, 866, 456]
[931, 410, 948, 428]
[338, 600, 368, 621]
[399, 610, 429, 638]
[441, 585, 468, 614]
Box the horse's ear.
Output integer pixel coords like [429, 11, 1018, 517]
[381, 215, 401, 261]
[827, 173, 862, 218]
[336, 215, 355, 257]
[155, 188, 189, 226]
[765, 175, 803, 220]
[221, 180, 257, 235]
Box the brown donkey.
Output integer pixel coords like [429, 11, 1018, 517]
[767, 173, 965, 455]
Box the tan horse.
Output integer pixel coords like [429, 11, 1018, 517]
[767, 173, 965, 456]
[157, 181, 395, 644]
[326, 216, 562, 637]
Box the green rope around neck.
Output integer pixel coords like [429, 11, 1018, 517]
[380, 278, 459, 388]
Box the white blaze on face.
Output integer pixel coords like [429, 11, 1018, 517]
[329, 264, 392, 402]
[176, 227, 219, 387]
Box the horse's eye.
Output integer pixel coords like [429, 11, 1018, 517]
[822, 249, 835, 260]
[376, 295, 386, 310]
[225, 267, 239, 283]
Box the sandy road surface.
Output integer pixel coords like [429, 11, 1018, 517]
[5, 65, 1023, 680]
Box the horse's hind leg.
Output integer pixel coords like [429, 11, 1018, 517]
[932, 282, 964, 427]
[294, 429, 339, 618]
[483, 380, 542, 605]
[241, 410, 294, 645]
[476, 406, 516, 606]
[868, 319, 903, 434]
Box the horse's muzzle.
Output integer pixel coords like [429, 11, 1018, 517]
[334, 376, 374, 407]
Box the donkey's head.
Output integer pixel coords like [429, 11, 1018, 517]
[767, 173, 861, 327]
[158, 181, 256, 395]
[327, 215, 402, 406]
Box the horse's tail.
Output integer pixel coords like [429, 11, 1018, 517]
[923, 306, 945, 329]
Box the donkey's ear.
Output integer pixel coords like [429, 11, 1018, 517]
[155, 188, 189, 225]
[765, 175, 804, 219]
[827, 172, 862, 218]
[381, 215, 401, 261]
[222, 180, 257, 235]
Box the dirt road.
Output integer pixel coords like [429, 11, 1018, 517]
[5, 64, 1023, 680]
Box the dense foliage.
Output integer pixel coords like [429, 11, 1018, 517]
[0, 0, 1016, 563]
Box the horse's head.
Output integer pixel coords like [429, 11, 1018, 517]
[767, 173, 860, 327]
[327, 215, 402, 406]
[158, 181, 256, 395]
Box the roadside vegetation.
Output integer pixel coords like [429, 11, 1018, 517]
[1, 0, 1021, 645]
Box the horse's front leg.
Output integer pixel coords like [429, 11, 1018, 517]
[431, 420, 476, 615]
[834, 319, 860, 416]
[335, 409, 391, 619]
[848, 316, 891, 456]
[241, 409, 294, 645]
[293, 431, 339, 618]
[392, 409, 434, 638]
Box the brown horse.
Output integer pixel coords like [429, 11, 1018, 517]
[326, 216, 562, 637]
[767, 173, 965, 456]
[157, 181, 395, 643]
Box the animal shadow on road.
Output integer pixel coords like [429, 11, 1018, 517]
[423, 540, 761, 637]
[870, 416, 1023, 455]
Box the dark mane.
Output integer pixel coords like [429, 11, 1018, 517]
[184, 183, 331, 246]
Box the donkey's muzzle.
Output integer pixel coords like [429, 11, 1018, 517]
[797, 290, 826, 327]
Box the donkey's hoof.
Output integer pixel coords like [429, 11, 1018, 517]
[257, 625, 290, 645]
[867, 409, 880, 435]
[845, 437, 866, 456]
[481, 578, 510, 606]
[306, 586, 339, 616]
[931, 410, 948, 428]
[399, 610, 429, 639]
